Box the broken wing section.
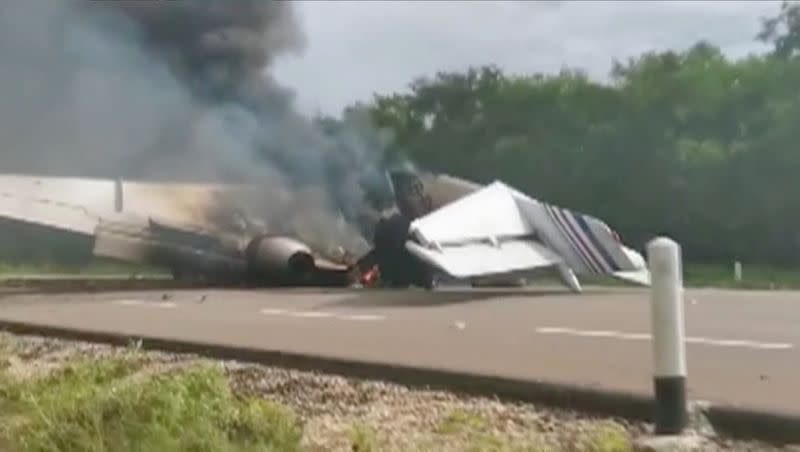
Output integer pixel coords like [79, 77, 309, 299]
[405, 181, 563, 279]
[407, 181, 530, 245]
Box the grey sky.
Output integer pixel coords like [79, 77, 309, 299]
[272, 0, 782, 116]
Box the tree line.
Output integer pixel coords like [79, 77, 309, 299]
[339, 1, 800, 266]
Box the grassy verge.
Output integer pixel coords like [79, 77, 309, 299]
[0, 342, 303, 452]
[2, 333, 782, 451]
[580, 263, 800, 290]
[0, 259, 169, 278]
[347, 408, 633, 452]
[0, 335, 645, 452]
[681, 263, 800, 290]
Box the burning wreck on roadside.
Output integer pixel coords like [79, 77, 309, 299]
[0, 2, 651, 293]
[0, 168, 651, 293]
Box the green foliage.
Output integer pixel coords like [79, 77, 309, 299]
[0, 338, 641, 452]
[757, 1, 800, 59]
[0, 260, 168, 277]
[0, 353, 303, 452]
[683, 263, 800, 289]
[580, 423, 632, 452]
[429, 408, 550, 452]
[348, 423, 382, 452]
[362, 5, 800, 268]
[435, 408, 490, 435]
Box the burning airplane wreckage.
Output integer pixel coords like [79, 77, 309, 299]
[0, 170, 650, 293]
[0, 1, 650, 292]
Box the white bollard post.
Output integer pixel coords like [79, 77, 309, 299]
[734, 261, 742, 282]
[647, 237, 687, 435]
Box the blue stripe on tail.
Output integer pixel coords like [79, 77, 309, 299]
[543, 203, 601, 274]
[572, 213, 621, 272]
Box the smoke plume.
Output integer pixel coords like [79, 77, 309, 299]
[0, 0, 394, 257]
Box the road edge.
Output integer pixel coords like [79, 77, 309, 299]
[0, 319, 797, 446]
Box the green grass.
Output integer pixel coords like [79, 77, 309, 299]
[581, 263, 800, 290]
[0, 259, 169, 278]
[0, 347, 303, 452]
[578, 423, 632, 452]
[434, 408, 490, 435]
[348, 423, 382, 452]
[0, 337, 641, 452]
[681, 263, 800, 290]
[424, 408, 632, 452]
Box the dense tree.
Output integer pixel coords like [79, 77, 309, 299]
[361, 5, 800, 266]
[757, 0, 800, 58]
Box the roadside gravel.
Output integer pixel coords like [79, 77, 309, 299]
[0, 332, 792, 451]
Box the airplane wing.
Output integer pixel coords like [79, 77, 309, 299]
[405, 182, 564, 278]
[405, 239, 562, 279]
[0, 190, 102, 236]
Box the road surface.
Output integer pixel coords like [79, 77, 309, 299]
[0, 286, 797, 416]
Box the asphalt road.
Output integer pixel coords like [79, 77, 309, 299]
[0, 286, 797, 416]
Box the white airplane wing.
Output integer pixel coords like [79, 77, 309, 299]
[0, 191, 101, 236]
[405, 181, 563, 278]
[406, 239, 562, 278]
[407, 180, 529, 244]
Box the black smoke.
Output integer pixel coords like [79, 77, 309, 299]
[0, 0, 395, 256]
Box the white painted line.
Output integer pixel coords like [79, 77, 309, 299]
[535, 327, 793, 350]
[337, 314, 386, 321]
[258, 308, 385, 322]
[114, 299, 144, 306]
[287, 311, 335, 319]
[537, 327, 650, 341]
[685, 337, 793, 350]
[113, 300, 177, 309]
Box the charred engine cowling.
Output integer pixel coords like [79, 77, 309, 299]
[372, 213, 435, 289]
[244, 235, 318, 285]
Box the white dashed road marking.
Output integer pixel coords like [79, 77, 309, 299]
[259, 308, 385, 322]
[113, 299, 177, 309]
[341, 314, 385, 321]
[259, 308, 288, 315]
[289, 311, 335, 319]
[535, 326, 793, 350]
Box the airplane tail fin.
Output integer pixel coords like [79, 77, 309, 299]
[386, 169, 430, 220]
[579, 217, 650, 285]
[387, 169, 482, 221]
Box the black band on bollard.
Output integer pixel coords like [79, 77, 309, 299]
[654, 376, 687, 434]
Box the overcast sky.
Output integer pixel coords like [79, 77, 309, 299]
[271, 0, 782, 116]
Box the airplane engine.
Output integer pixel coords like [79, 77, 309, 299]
[244, 235, 316, 283]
